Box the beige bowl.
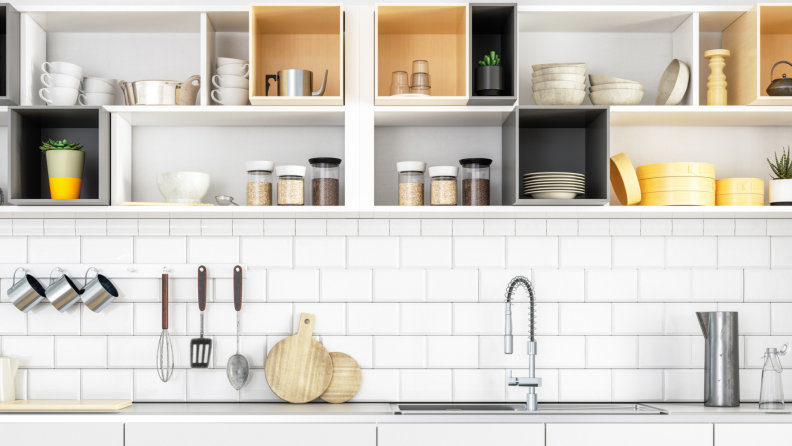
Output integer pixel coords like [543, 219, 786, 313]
[589, 83, 644, 92]
[589, 89, 644, 105]
[532, 74, 586, 84]
[532, 81, 586, 92]
[533, 89, 586, 106]
[589, 74, 640, 86]
[532, 62, 586, 71]
[533, 67, 586, 77]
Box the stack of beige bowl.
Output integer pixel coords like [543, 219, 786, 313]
[531, 63, 586, 105]
[588, 75, 644, 105]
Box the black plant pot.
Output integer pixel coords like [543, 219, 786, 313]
[476, 66, 504, 96]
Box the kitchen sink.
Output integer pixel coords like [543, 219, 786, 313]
[391, 403, 667, 414]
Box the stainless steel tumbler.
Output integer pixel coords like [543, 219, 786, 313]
[80, 267, 119, 313]
[7, 267, 47, 313]
[697, 311, 740, 407]
[45, 267, 83, 313]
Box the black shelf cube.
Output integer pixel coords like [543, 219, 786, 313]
[468, 3, 517, 106]
[0, 4, 19, 105]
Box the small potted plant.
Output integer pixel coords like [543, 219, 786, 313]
[476, 51, 504, 96]
[769, 147, 792, 205]
[40, 139, 84, 199]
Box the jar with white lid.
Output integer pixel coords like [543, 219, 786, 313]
[276, 165, 306, 206]
[397, 161, 426, 206]
[246, 160, 274, 206]
[429, 166, 458, 206]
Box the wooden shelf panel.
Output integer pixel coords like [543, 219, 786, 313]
[610, 105, 792, 126]
[374, 105, 513, 126]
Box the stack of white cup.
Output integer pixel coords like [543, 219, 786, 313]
[40, 61, 83, 106]
[79, 77, 117, 106]
[212, 57, 250, 106]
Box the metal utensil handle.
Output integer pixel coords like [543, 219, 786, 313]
[12, 267, 26, 285]
[233, 265, 242, 312]
[162, 270, 169, 330]
[49, 267, 63, 285]
[771, 61, 792, 81]
[198, 265, 207, 311]
[84, 267, 99, 284]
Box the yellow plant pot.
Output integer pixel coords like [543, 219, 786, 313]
[45, 150, 84, 199]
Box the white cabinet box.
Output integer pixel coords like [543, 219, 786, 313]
[716, 424, 792, 446]
[125, 423, 375, 446]
[546, 423, 712, 446]
[0, 422, 123, 446]
[378, 423, 544, 446]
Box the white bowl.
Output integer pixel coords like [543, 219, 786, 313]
[589, 83, 644, 92]
[532, 67, 586, 77]
[532, 74, 586, 84]
[533, 89, 586, 106]
[589, 74, 641, 86]
[532, 81, 586, 92]
[589, 89, 644, 105]
[532, 63, 585, 71]
[156, 171, 211, 204]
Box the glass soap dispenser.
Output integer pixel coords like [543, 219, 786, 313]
[759, 343, 788, 409]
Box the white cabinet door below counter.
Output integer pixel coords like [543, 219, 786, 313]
[716, 424, 792, 446]
[378, 423, 544, 446]
[546, 423, 712, 446]
[125, 423, 376, 446]
[0, 422, 123, 446]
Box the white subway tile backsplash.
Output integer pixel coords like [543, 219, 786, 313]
[240, 304, 292, 335]
[374, 270, 424, 302]
[559, 237, 611, 268]
[351, 369, 399, 402]
[135, 302, 187, 335]
[719, 237, 770, 268]
[559, 369, 611, 402]
[134, 369, 186, 401]
[427, 270, 478, 302]
[171, 277, 214, 303]
[321, 336, 373, 368]
[612, 369, 663, 402]
[401, 237, 452, 268]
[241, 237, 292, 268]
[389, 219, 420, 236]
[639, 336, 692, 368]
[664, 303, 717, 335]
[586, 336, 637, 368]
[82, 237, 133, 264]
[44, 219, 75, 236]
[547, 219, 577, 236]
[609, 219, 640, 236]
[507, 237, 558, 268]
[139, 219, 170, 236]
[479, 269, 531, 302]
[76, 219, 106, 236]
[113, 278, 160, 303]
[401, 369, 452, 401]
[13, 219, 43, 236]
[453, 369, 505, 402]
[485, 219, 515, 236]
[321, 270, 372, 302]
[264, 219, 295, 236]
[772, 237, 792, 267]
[1, 336, 54, 368]
[294, 237, 345, 268]
[740, 368, 762, 402]
[744, 336, 792, 368]
[268, 270, 319, 302]
[768, 219, 792, 236]
[664, 369, 703, 402]
[771, 303, 792, 335]
[202, 220, 232, 236]
[639, 270, 690, 302]
[516, 219, 546, 236]
[135, 237, 186, 263]
[535, 336, 586, 368]
[358, 219, 389, 236]
[188, 237, 239, 263]
[82, 369, 133, 400]
[187, 369, 240, 401]
[704, 219, 734, 236]
[455, 237, 505, 268]
[454, 303, 503, 335]
[0, 237, 28, 263]
[534, 270, 584, 302]
[612, 303, 664, 335]
[586, 270, 638, 302]
[736, 219, 767, 236]
[717, 303, 770, 335]
[453, 219, 483, 236]
[232, 219, 264, 236]
[0, 220, 12, 236]
[613, 237, 664, 268]
[106, 219, 137, 236]
[0, 303, 27, 335]
[29, 236, 80, 263]
[578, 219, 609, 236]
[421, 219, 452, 236]
[641, 219, 672, 236]
[29, 369, 80, 399]
[666, 237, 717, 268]
[374, 336, 425, 368]
[108, 336, 159, 368]
[507, 368, 558, 402]
[673, 219, 703, 236]
[327, 219, 357, 236]
[349, 237, 399, 268]
[745, 270, 792, 302]
[348, 304, 399, 335]
[54, 336, 107, 368]
[559, 303, 610, 335]
[28, 304, 80, 335]
[293, 303, 346, 335]
[691, 270, 744, 302]
[426, 336, 477, 368]
[401, 303, 452, 335]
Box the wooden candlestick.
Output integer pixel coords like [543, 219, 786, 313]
[705, 49, 730, 105]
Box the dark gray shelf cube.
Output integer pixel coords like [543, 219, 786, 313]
[503, 106, 609, 206]
[0, 4, 19, 105]
[468, 4, 517, 106]
[8, 107, 110, 205]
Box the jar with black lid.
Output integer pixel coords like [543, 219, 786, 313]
[460, 158, 492, 206]
[309, 157, 341, 206]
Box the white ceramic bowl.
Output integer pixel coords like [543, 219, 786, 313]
[156, 172, 211, 204]
[589, 74, 641, 86]
[532, 81, 586, 92]
[532, 74, 586, 84]
[532, 89, 586, 106]
[589, 83, 644, 92]
[589, 89, 644, 105]
[531, 63, 585, 71]
[532, 67, 586, 77]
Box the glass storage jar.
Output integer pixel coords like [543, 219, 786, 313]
[460, 158, 492, 206]
[276, 165, 306, 206]
[309, 157, 341, 206]
[246, 160, 274, 206]
[429, 166, 458, 206]
[397, 161, 426, 206]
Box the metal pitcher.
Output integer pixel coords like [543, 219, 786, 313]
[120, 75, 201, 105]
[45, 267, 82, 313]
[80, 267, 119, 313]
[7, 268, 47, 313]
[265, 69, 327, 97]
[697, 311, 740, 407]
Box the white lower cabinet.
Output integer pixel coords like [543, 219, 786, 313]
[0, 422, 124, 446]
[715, 424, 792, 446]
[377, 423, 544, 446]
[124, 423, 376, 446]
[546, 423, 713, 446]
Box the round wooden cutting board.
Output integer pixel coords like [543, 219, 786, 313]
[320, 352, 363, 403]
[265, 313, 333, 403]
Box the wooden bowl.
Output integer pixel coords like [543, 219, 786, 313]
[589, 74, 641, 86]
[532, 89, 586, 105]
[656, 59, 690, 105]
[532, 63, 586, 71]
[532, 74, 586, 84]
[532, 67, 586, 77]
[589, 89, 643, 105]
[532, 81, 586, 92]
[590, 83, 644, 92]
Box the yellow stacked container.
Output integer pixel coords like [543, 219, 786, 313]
[636, 162, 716, 206]
[715, 178, 764, 206]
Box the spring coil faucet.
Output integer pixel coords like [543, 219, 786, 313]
[504, 275, 541, 411]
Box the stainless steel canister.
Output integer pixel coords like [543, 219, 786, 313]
[7, 267, 47, 313]
[45, 267, 83, 313]
[81, 267, 119, 313]
[697, 311, 740, 407]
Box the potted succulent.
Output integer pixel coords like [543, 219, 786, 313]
[769, 147, 792, 205]
[39, 139, 85, 199]
[476, 51, 504, 96]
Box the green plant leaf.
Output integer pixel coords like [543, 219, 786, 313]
[484, 55, 491, 66]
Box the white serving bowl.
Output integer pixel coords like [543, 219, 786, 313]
[532, 74, 586, 84]
[532, 81, 586, 92]
[531, 63, 585, 71]
[589, 83, 644, 92]
[589, 89, 644, 105]
[156, 171, 211, 204]
[532, 67, 586, 77]
[589, 74, 641, 86]
[532, 89, 586, 106]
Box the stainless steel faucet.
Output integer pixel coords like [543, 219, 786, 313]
[504, 275, 541, 411]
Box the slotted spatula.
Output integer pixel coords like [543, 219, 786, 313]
[190, 265, 211, 368]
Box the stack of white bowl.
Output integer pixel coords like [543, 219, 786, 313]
[39, 61, 84, 106]
[523, 172, 586, 200]
[212, 57, 250, 106]
[531, 63, 586, 105]
[79, 77, 117, 106]
[588, 75, 644, 105]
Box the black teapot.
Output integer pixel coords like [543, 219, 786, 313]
[767, 61, 792, 96]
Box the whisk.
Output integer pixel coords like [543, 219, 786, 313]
[157, 267, 174, 382]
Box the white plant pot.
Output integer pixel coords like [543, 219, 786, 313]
[769, 178, 792, 205]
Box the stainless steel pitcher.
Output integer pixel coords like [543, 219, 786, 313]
[265, 69, 327, 97]
[697, 311, 740, 407]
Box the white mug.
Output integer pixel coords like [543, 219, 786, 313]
[41, 61, 83, 80]
[39, 87, 79, 106]
[212, 74, 249, 89]
[83, 77, 117, 87]
[81, 78, 115, 95]
[216, 63, 249, 78]
[79, 92, 115, 106]
[211, 88, 248, 106]
[216, 57, 249, 67]
[41, 73, 81, 89]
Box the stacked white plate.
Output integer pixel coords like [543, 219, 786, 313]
[531, 63, 586, 105]
[523, 172, 585, 199]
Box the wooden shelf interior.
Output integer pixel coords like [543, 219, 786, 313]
[250, 5, 342, 99]
[517, 107, 609, 202]
[759, 5, 792, 98]
[376, 5, 468, 98]
[471, 5, 515, 98]
[8, 108, 103, 203]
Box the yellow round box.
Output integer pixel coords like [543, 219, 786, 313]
[715, 194, 764, 206]
[636, 162, 716, 180]
[639, 177, 715, 194]
[640, 191, 715, 206]
[715, 178, 764, 195]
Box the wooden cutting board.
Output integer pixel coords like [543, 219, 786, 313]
[265, 313, 333, 403]
[0, 400, 132, 411]
[320, 352, 362, 403]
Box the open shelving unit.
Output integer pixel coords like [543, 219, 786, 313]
[468, 3, 518, 106]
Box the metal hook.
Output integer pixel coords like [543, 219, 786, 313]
[128, 267, 136, 272]
[49, 267, 64, 285]
[162, 267, 170, 273]
[12, 267, 26, 285]
[84, 267, 99, 284]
